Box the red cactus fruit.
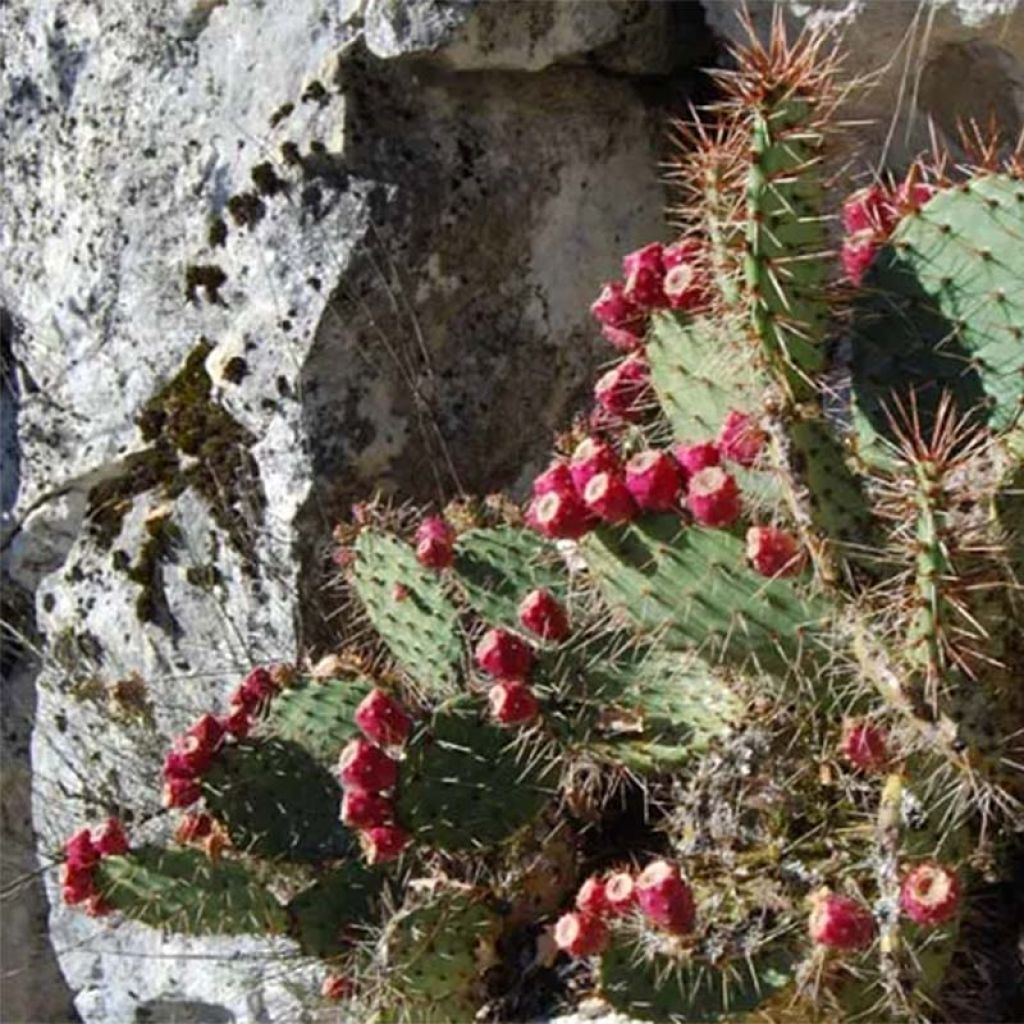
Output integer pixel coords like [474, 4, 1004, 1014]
[896, 180, 937, 211]
[554, 911, 609, 957]
[840, 720, 889, 772]
[594, 354, 650, 422]
[94, 818, 129, 857]
[686, 467, 740, 527]
[222, 707, 251, 739]
[61, 863, 97, 906]
[321, 974, 353, 1001]
[673, 441, 720, 481]
[604, 871, 636, 914]
[625, 450, 682, 512]
[591, 280, 645, 330]
[163, 776, 202, 809]
[809, 889, 875, 950]
[718, 410, 765, 467]
[841, 185, 895, 235]
[476, 627, 534, 680]
[488, 681, 540, 725]
[576, 876, 609, 917]
[526, 489, 594, 540]
[416, 515, 454, 546]
[533, 460, 575, 497]
[163, 750, 196, 780]
[841, 236, 878, 285]
[518, 588, 570, 642]
[175, 813, 213, 845]
[661, 240, 707, 310]
[635, 860, 696, 935]
[602, 324, 644, 352]
[174, 714, 225, 775]
[900, 863, 961, 926]
[355, 689, 412, 747]
[415, 515, 455, 570]
[341, 789, 395, 829]
[569, 437, 621, 493]
[361, 824, 411, 865]
[622, 242, 667, 308]
[338, 738, 399, 792]
[583, 471, 637, 523]
[231, 667, 275, 711]
[746, 526, 804, 577]
[65, 828, 99, 872]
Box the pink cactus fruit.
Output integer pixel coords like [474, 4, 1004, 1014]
[94, 818, 129, 857]
[591, 280, 645, 331]
[602, 324, 644, 352]
[672, 440, 720, 482]
[163, 750, 196, 781]
[321, 974, 354, 1001]
[231, 667, 275, 713]
[518, 588, 570, 642]
[604, 871, 636, 915]
[532, 459, 575, 497]
[475, 627, 534, 680]
[594, 354, 650, 422]
[174, 713, 225, 775]
[808, 889, 875, 950]
[526, 489, 594, 541]
[894, 179, 937, 213]
[222, 707, 251, 739]
[554, 911, 610, 957]
[745, 526, 804, 578]
[361, 824, 411, 865]
[841, 184, 896, 236]
[583, 471, 637, 524]
[686, 467, 741, 528]
[338, 738, 399, 792]
[569, 436, 621, 493]
[341, 789, 395, 829]
[488, 681, 540, 726]
[840, 720, 889, 772]
[175, 813, 214, 845]
[900, 863, 960, 926]
[717, 410, 765, 467]
[636, 860, 696, 935]
[61, 862, 97, 906]
[661, 239, 707, 311]
[625, 449, 683, 512]
[575, 876, 609, 917]
[162, 776, 202, 809]
[355, 689, 412, 747]
[65, 828, 100, 872]
[841, 236, 878, 285]
[415, 515, 455, 570]
[622, 242, 668, 308]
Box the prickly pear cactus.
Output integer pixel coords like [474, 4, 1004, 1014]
[57, 18, 1023, 1024]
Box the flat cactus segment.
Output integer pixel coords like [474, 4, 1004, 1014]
[352, 531, 462, 694]
[647, 311, 762, 442]
[202, 739, 350, 861]
[599, 938, 794, 1023]
[262, 675, 374, 769]
[582, 516, 830, 675]
[452, 526, 566, 627]
[287, 860, 385, 958]
[396, 701, 554, 850]
[96, 846, 287, 936]
[852, 175, 1024, 456]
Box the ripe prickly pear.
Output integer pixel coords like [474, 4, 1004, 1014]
[163, 776, 201, 809]
[583, 471, 637, 524]
[526, 489, 594, 540]
[635, 860, 696, 935]
[61, 864, 97, 906]
[163, 750, 196, 780]
[518, 588, 570, 642]
[231, 667, 274, 711]
[841, 236, 877, 285]
[686, 467, 740, 527]
[341, 789, 395, 829]
[661, 239, 707, 311]
[175, 714, 225, 775]
[355, 689, 412, 748]
[591, 280, 645, 331]
[94, 818, 129, 857]
[672, 440, 720, 480]
[841, 185, 894, 235]
[338, 738, 399, 792]
[900, 863, 960, 926]
[532, 460, 575, 497]
[576, 876, 609, 917]
[488, 681, 540, 725]
[361, 824, 411, 864]
[222, 707, 251, 739]
[625, 449, 682, 512]
[840, 720, 888, 772]
[808, 889, 875, 950]
[604, 871, 636, 914]
[717, 410, 764, 467]
[476, 627, 534, 680]
[554, 910, 609, 957]
[746, 526, 804, 577]
[65, 829, 99, 871]
[622, 242, 667, 308]
[602, 324, 643, 352]
[415, 515, 455, 570]
[570, 437, 621, 493]
[594, 354, 650, 422]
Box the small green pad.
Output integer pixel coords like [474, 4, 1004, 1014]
[452, 526, 566, 629]
[353, 531, 462, 695]
[397, 700, 554, 851]
[202, 739, 350, 862]
[599, 938, 794, 1023]
[97, 846, 287, 936]
[582, 516, 830, 677]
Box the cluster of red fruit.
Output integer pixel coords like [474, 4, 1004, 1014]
[161, 667, 277, 809]
[840, 179, 937, 285]
[60, 818, 129, 916]
[337, 688, 412, 864]
[554, 859, 696, 958]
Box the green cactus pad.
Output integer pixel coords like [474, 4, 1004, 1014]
[396, 700, 555, 851]
[202, 739, 350, 861]
[452, 526, 567, 629]
[288, 860, 386, 958]
[262, 675, 374, 769]
[582, 516, 830, 676]
[96, 846, 287, 936]
[353, 531, 462, 695]
[599, 938, 795, 1023]
[852, 175, 1024, 459]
